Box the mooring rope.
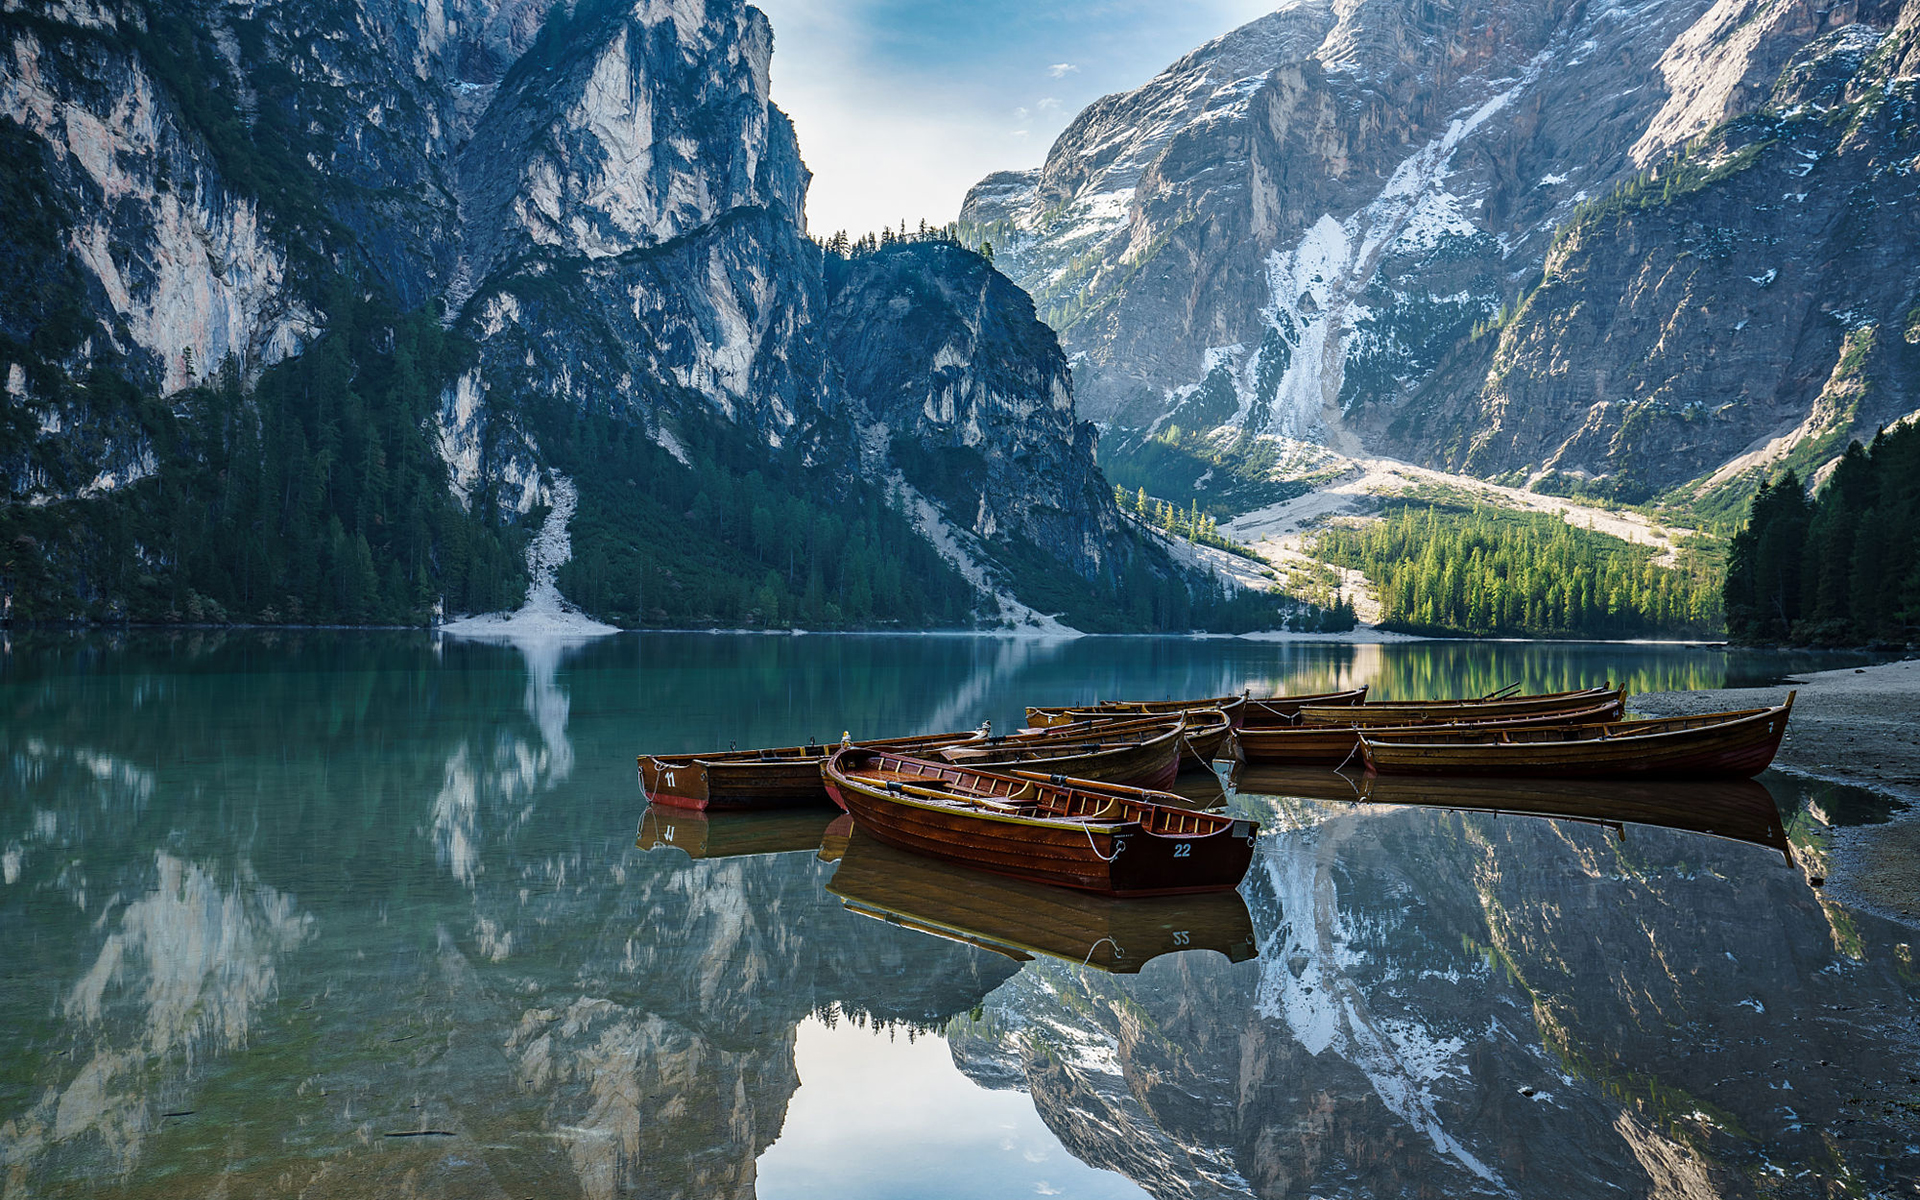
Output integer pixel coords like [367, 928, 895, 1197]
[1081, 819, 1126, 862]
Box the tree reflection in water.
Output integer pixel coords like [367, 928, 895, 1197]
[0, 631, 1911, 1198]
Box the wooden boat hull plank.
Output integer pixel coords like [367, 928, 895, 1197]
[1300, 687, 1621, 728]
[937, 724, 1184, 791]
[823, 751, 1257, 898]
[640, 731, 982, 811]
[1360, 700, 1792, 780]
[1237, 699, 1628, 766]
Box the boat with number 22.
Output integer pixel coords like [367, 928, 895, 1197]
[822, 748, 1258, 897]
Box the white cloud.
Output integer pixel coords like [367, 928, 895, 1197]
[751, 0, 1278, 234]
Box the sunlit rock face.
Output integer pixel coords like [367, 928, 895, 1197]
[948, 799, 1920, 1198]
[1446, 4, 1920, 494]
[961, 0, 1920, 500]
[0, 20, 316, 396]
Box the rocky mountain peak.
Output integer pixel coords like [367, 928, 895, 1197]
[962, 0, 1920, 516]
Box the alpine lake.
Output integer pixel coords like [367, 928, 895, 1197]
[3, 630, 1917, 1199]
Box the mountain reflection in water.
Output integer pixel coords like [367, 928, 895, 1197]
[0, 631, 1913, 1199]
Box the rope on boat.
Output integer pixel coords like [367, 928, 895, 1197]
[1081, 820, 1126, 862]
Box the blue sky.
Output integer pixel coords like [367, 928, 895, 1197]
[752, 0, 1277, 236]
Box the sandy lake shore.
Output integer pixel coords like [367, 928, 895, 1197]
[1634, 657, 1920, 927]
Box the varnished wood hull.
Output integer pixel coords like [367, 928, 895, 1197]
[1012, 710, 1230, 773]
[1237, 699, 1629, 765]
[1240, 686, 1369, 729]
[1356, 775, 1794, 862]
[1360, 696, 1794, 780]
[823, 750, 1258, 897]
[936, 720, 1185, 790]
[1176, 709, 1232, 770]
[828, 828, 1257, 973]
[638, 730, 983, 811]
[1027, 692, 1250, 730]
[1299, 687, 1623, 727]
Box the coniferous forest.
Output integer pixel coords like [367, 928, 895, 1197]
[1315, 501, 1724, 638]
[1, 287, 528, 625]
[1723, 424, 1920, 645]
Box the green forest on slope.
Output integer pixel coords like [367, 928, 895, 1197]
[1313, 501, 1724, 638]
[1, 287, 527, 625]
[1723, 424, 1920, 645]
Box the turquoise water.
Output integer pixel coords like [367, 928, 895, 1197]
[1, 630, 1913, 1198]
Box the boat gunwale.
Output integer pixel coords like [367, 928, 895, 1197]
[826, 750, 1239, 838]
[1358, 697, 1790, 751]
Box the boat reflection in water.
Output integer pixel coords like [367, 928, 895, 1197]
[1232, 767, 1795, 864]
[637, 804, 841, 860]
[825, 821, 1257, 974]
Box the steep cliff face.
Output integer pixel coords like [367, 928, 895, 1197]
[0, 0, 1172, 628]
[826, 242, 1123, 583]
[962, 0, 1917, 512]
[450, 0, 831, 450]
[0, 9, 317, 400]
[1443, 4, 1920, 502]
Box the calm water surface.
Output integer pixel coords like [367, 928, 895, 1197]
[2, 631, 1915, 1198]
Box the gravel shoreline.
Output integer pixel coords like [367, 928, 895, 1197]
[1633, 657, 1920, 928]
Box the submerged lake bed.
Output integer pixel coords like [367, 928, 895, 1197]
[2, 631, 1916, 1198]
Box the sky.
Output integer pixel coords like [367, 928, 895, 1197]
[751, 0, 1279, 237]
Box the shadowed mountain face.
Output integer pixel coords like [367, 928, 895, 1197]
[948, 785, 1920, 1198]
[0, 0, 1156, 626]
[961, 0, 1920, 508]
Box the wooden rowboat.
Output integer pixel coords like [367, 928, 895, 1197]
[822, 748, 1259, 897]
[933, 715, 1187, 790]
[1240, 686, 1369, 729]
[639, 728, 986, 811]
[1359, 694, 1794, 780]
[1237, 697, 1628, 766]
[637, 805, 840, 859]
[1356, 775, 1794, 864]
[1014, 708, 1234, 772]
[827, 826, 1257, 972]
[1026, 691, 1250, 730]
[1298, 686, 1622, 727]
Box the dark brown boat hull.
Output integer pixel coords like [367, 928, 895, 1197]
[1027, 692, 1250, 730]
[823, 753, 1257, 897]
[1237, 698, 1628, 765]
[1360, 698, 1793, 780]
[1012, 711, 1229, 774]
[1239, 687, 1369, 729]
[937, 724, 1184, 790]
[1299, 687, 1621, 727]
[639, 731, 982, 811]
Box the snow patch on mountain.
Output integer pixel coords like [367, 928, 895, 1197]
[1230, 59, 1550, 445]
[441, 474, 619, 638]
